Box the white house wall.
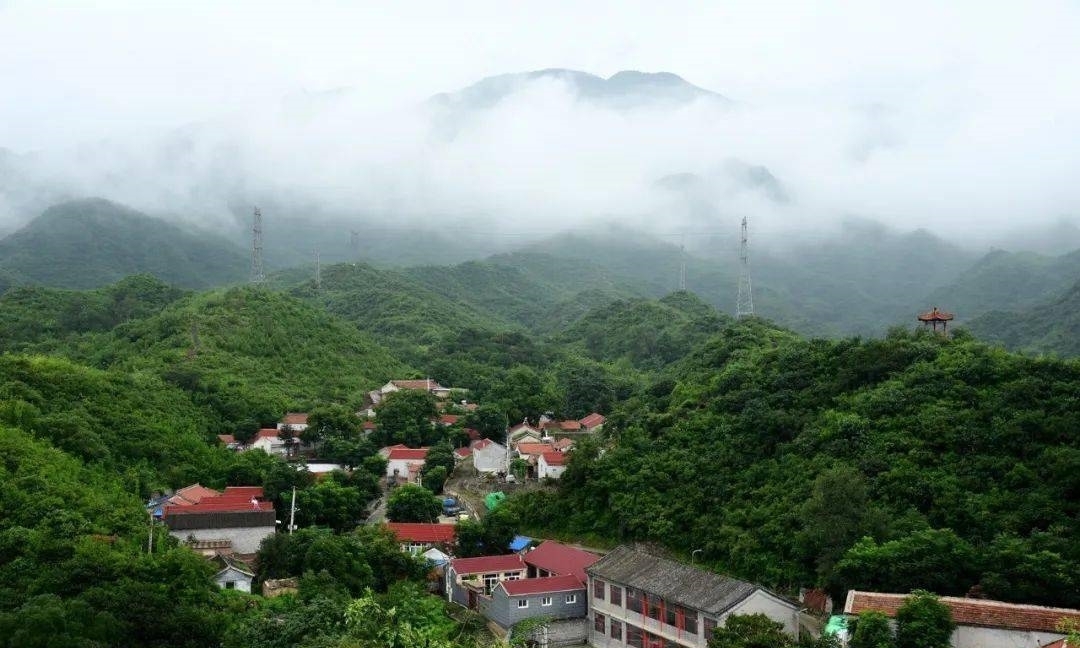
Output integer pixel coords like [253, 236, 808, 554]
[724, 589, 800, 636]
[169, 525, 275, 554]
[952, 626, 1063, 648]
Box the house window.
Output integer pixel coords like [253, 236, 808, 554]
[609, 583, 626, 604]
[506, 572, 522, 580]
[593, 578, 605, 600]
[565, 594, 577, 604]
[224, 581, 235, 589]
[626, 587, 642, 613]
[626, 624, 644, 648]
[704, 617, 717, 638]
[683, 608, 698, 634]
[483, 574, 498, 593]
[647, 597, 663, 621]
[594, 612, 606, 633]
[610, 619, 623, 640]
[541, 596, 552, 606]
[517, 599, 529, 608]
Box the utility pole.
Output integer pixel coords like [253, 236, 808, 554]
[314, 248, 321, 291]
[288, 486, 297, 535]
[736, 216, 754, 318]
[251, 207, 265, 284]
[349, 230, 360, 256]
[147, 508, 154, 553]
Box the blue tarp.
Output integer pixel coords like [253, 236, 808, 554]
[509, 535, 532, 551]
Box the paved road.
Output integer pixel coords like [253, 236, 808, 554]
[364, 493, 387, 525]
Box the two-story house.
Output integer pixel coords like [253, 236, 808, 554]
[587, 545, 802, 648]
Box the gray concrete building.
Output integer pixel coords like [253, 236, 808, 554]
[587, 545, 802, 648]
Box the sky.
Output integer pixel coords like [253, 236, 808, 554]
[1, 0, 1079, 243]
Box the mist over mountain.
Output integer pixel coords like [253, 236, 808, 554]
[2, 62, 1076, 265]
[0, 198, 248, 289]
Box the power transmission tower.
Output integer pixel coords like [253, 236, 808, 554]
[250, 207, 265, 284]
[678, 232, 687, 291]
[736, 216, 754, 318]
[349, 230, 360, 255]
[314, 248, 321, 291]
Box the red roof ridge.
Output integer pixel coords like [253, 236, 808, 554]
[450, 554, 524, 574]
[523, 540, 600, 583]
[388, 447, 429, 461]
[386, 522, 456, 543]
[500, 574, 585, 596]
[541, 451, 566, 466]
[844, 591, 1080, 633]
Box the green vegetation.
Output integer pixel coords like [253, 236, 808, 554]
[966, 278, 1080, 357]
[508, 322, 1080, 607]
[0, 198, 248, 289]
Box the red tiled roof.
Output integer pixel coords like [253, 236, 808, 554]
[472, 438, 494, 450]
[165, 499, 274, 515]
[255, 428, 279, 440]
[222, 486, 264, 499]
[523, 541, 600, 583]
[217, 434, 237, 445]
[845, 591, 1080, 633]
[362, 421, 377, 430]
[541, 451, 566, 467]
[392, 379, 443, 391]
[439, 414, 460, 425]
[552, 438, 575, 451]
[509, 422, 536, 433]
[450, 554, 525, 575]
[516, 443, 553, 456]
[454, 447, 472, 459]
[465, 428, 481, 440]
[388, 448, 429, 461]
[579, 413, 605, 428]
[559, 420, 582, 431]
[169, 484, 220, 506]
[281, 412, 309, 425]
[500, 574, 585, 596]
[386, 522, 456, 543]
[1041, 640, 1072, 648]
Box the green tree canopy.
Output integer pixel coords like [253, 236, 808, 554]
[386, 484, 441, 523]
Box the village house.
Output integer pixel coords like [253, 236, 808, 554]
[384, 446, 429, 484]
[480, 575, 589, 630]
[277, 412, 309, 432]
[844, 591, 1080, 648]
[538, 451, 568, 479]
[587, 545, 803, 648]
[213, 554, 255, 592]
[386, 522, 457, 554]
[508, 420, 542, 444]
[453, 446, 473, 462]
[448, 541, 600, 633]
[251, 428, 287, 456]
[579, 412, 606, 433]
[472, 438, 508, 474]
[540, 414, 583, 434]
[162, 486, 276, 555]
[216, 434, 240, 450]
[445, 554, 529, 608]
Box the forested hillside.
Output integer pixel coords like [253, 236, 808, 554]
[966, 278, 1080, 357]
[509, 322, 1080, 607]
[928, 248, 1080, 320]
[0, 199, 248, 289]
[15, 283, 409, 432]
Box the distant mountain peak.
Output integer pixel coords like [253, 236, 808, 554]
[430, 68, 729, 112]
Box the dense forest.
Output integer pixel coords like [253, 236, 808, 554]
[1, 208, 1078, 645]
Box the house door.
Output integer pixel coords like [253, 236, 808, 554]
[468, 589, 477, 609]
